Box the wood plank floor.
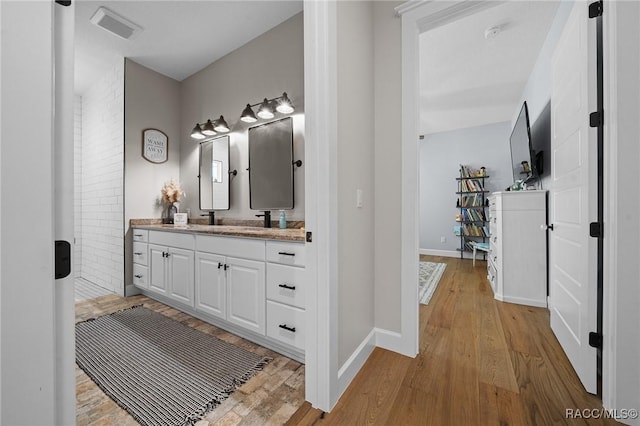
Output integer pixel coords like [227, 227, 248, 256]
[287, 256, 620, 426]
[75, 294, 305, 425]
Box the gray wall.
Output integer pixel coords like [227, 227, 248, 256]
[336, 1, 376, 367]
[373, 0, 403, 334]
[124, 59, 181, 289]
[513, 1, 572, 191]
[179, 13, 304, 222]
[419, 122, 512, 253]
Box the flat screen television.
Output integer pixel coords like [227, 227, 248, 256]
[509, 101, 536, 183]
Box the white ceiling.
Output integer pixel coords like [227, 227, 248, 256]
[74, 0, 303, 94]
[419, 1, 560, 135]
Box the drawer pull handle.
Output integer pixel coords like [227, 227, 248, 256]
[134, 274, 143, 279]
[163, 252, 171, 258]
[134, 234, 143, 237]
[134, 252, 143, 255]
[278, 283, 296, 290]
[278, 251, 296, 257]
[278, 324, 296, 333]
[224, 264, 229, 271]
[218, 262, 223, 269]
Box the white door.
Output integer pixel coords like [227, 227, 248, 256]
[195, 252, 227, 319]
[168, 247, 194, 306]
[550, 1, 598, 393]
[227, 257, 266, 334]
[149, 244, 168, 295]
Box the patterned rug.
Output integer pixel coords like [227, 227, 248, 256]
[75, 305, 270, 426]
[419, 262, 447, 305]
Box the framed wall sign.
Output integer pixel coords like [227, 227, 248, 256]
[142, 129, 168, 163]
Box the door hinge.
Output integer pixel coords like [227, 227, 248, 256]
[590, 222, 603, 238]
[589, 111, 603, 128]
[306, 231, 313, 243]
[589, 1, 603, 18]
[589, 331, 603, 349]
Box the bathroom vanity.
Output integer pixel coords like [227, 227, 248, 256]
[131, 223, 306, 362]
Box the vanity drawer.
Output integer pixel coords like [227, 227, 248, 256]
[133, 229, 148, 243]
[133, 242, 148, 266]
[266, 241, 305, 267]
[149, 230, 195, 250]
[133, 264, 148, 288]
[196, 235, 265, 261]
[266, 300, 305, 351]
[267, 263, 306, 309]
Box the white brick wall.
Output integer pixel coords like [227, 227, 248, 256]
[80, 61, 125, 293]
[74, 95, 82, 279]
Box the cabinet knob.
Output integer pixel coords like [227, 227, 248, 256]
[224, 264, 228, 271]
[218, 262, 223, 269]
[278, 324, 296, 333]
[540, 224, 554, 231]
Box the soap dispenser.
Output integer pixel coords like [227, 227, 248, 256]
[279, 210, 287, 229]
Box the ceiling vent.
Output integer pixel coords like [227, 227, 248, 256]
[90, 7, 142, 41]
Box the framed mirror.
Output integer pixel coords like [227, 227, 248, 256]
[248, 117, 294, 210]
[199, 135, 230, 211]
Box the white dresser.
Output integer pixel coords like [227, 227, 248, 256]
[487, 191, 547, 307]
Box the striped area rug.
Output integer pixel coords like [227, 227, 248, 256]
[419, 262, 446, 305]
[76, 306, 270, 426]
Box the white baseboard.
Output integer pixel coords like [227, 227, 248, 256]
[374, 327, 416, 356]
[336, 328, 376, 399]
[419, 248, 476, 260]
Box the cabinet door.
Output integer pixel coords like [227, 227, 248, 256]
[195, 252, 226, 319]
[168, 247, 194, 307]
[148, 244, 168, 295]
[226, 257, 266, 335]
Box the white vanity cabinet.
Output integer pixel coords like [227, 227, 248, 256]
[132, 227, 306, 362]
[148, 231, 195, 307]
[488, 191, 547, 307]
[195, 235, 266, 335]
[265, 241, 306, 351]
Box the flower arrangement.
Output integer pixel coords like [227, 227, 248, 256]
[161, 179, 184, 204]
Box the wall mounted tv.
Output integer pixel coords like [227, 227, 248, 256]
[509, 101, 536, 183]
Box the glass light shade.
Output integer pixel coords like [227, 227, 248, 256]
[275, 92, 294, 114]
[256, 98, 274, 120]
[240, 104, 258, 123]
[214, 115, 230, 132]
[191, 123, 205, 139]
[201, 119, 216, 136]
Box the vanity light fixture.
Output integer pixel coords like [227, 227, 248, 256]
[190, 116, 231, 140]
[240, 92, 295, 124]
[240, 104, 258, 123]
[276, 92, 294, 114]
[256, 98, 275, 120]
[213, 115, 230, 133]
[201, 119, 217, 136]
[190, 123, 205, 140]
[191, 93, 295, 140]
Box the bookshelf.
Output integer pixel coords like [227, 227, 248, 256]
[454, 165, 489, 260]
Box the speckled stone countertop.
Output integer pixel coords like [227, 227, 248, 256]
[130, 219, 305, 242]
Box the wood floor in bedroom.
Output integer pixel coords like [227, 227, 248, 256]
[75, 294, 305, 426]
[288, 255, 620, 426]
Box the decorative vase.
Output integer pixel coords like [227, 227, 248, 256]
[164, 203, 178, 224]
